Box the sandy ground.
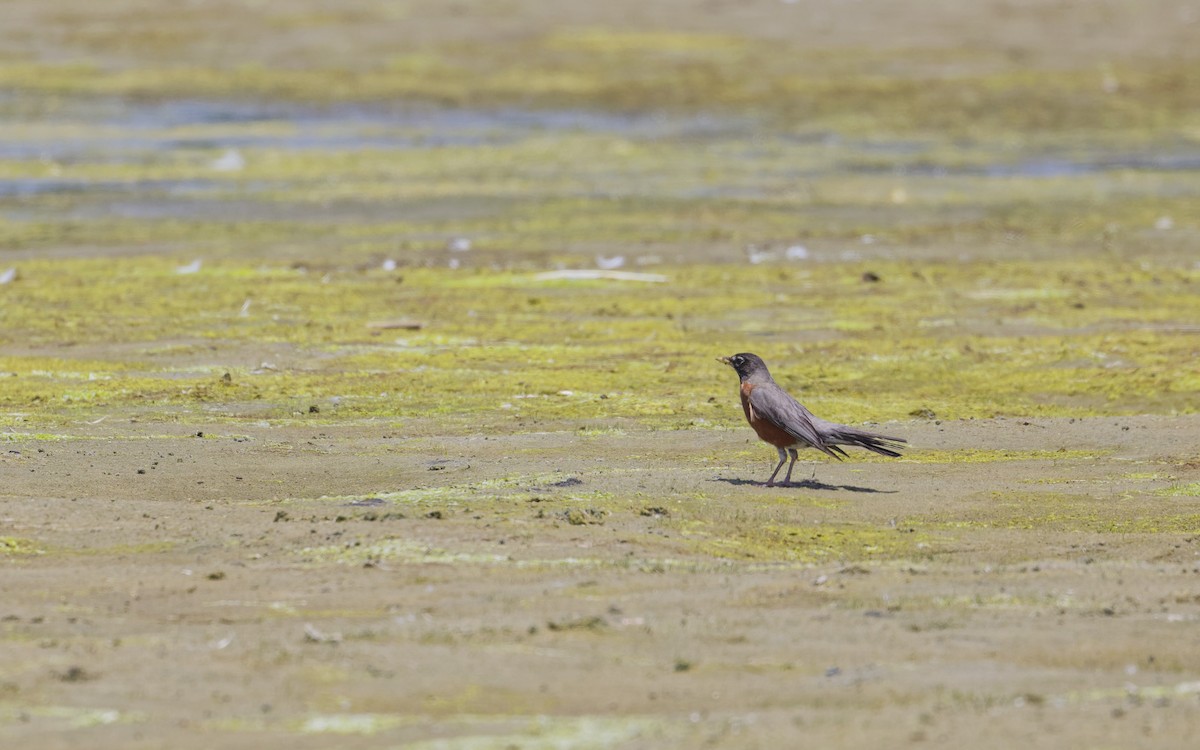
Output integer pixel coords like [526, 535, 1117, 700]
[3, 412, 1200, 748]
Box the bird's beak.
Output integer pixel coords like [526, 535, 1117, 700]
[717, 356, 732, 366]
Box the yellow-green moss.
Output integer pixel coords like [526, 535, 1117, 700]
[1157, 483, 1200, 498]
[0, 704, 145, 729]
[921, 490, 1200, 534]
[900, 449, 1109, 464]
[0, 537, 45, 556]
[2, 256, 1197, 431]
[679, 522, 931, 564]
[71, 542, 180, 557]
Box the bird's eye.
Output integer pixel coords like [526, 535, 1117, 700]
[733, 356, 743, 365]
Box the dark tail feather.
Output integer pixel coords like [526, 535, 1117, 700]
[824, 426, 906, 458]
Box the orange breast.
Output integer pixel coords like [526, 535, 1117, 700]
[739, 383, 795, 448]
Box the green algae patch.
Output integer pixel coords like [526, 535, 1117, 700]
[901, 449, 1109, 465]
[4, 254, 1198, 431]
[1156, 483, 1200, 498]
[1123, 472, 1177, 481]
[679, 521, 932, 564]
[924, 490, 1200, 534]
[70, 541, 180, 557]
[0, 432, 75, 442]
[0, 703, 145, 729]
[0, 537, 45, 556]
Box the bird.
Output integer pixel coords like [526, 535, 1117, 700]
[719, 352, 905, 486]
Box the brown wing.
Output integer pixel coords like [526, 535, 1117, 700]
[747, 383, 843, 460]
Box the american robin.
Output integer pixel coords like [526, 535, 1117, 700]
[719, 352, 905, 486]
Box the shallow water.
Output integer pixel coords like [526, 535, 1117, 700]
[1, 92, 1198, 270]
[5, 94, 1198, 172]
[876, 152, 1200, 178]
[0, 95, 747, 161]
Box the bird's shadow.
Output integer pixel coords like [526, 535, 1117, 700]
[711, 477, 897, 494]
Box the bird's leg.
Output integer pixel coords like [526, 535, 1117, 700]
[782, 448, 798, 485]
[765, 446, 788, 486]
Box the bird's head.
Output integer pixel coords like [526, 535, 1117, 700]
[718, 352, 769, 381]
